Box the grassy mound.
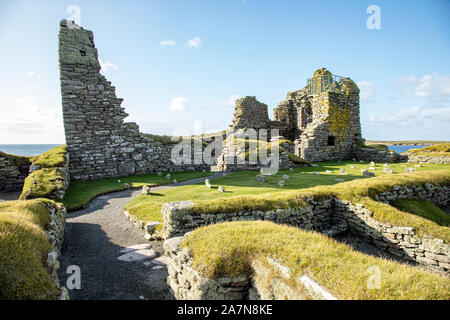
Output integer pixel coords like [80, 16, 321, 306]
[0, 199, 60, 299]
[182, 221, 450, 300]
[363, 143, 389, 151]
[30, 145, 67, 168]
[403, 143, 450, 157]
[63, 171, 211, 211]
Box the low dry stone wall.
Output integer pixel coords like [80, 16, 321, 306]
[0, 153, 31, 191]
[164, 234, 337, 300]
[162, 198, 336, 240]
[162, 184, 450, 276]
[334, 185, 450, 274]
[352, 147, 405, 163]
[42, 201, 68, 300]
[406, 155, 450, 164]
[20, 154, 70, 202]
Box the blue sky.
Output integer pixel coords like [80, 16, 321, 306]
[0, 0, 449, 143]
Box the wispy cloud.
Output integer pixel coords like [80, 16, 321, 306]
[357, 81, 373, 101]
[396, 73, 450, 100]
[187, 37, 202, 48]
[99, 58, 119, 73]
[365, 105, 450, 139]
[0, 96, 63, 142]
[368, 105, 450, 126]
[221, 95, 240, 107]
[160, 39, 177, 47]
[27, 71, 40, 78]
[169, 97, 189, 111]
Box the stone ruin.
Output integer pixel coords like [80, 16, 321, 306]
[228, 68, 401, 163]
[58, 20, 400, 181]
[58, 20, 208, 181]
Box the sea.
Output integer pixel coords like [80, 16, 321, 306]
[387, 145, 428, 154]
[0, 144, 428, 157]
[0, 144, 61, 157]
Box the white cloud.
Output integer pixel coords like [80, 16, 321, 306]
[99, 58, 119, 73]
[160, 39, 177, 47]
[364, 105, 450, 140]
[27, 71, 40, 78]
[0, 96, 64, 143]
[224, 95, 240, 107]
[187, 37, 202, 48]
[396, 73, 450, 99]
[367, 105, 450, 126]
[357, 81, 373, 101]
[169, 97, 188, 111]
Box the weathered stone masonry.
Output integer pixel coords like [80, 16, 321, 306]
[162, 184, 449, 299]
[58, 20, 208, 181]
[0, 152, 30, 191]
[162, 184, 450, 274]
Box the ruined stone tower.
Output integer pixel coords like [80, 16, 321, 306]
[58, 20, 206, 180]
[273, 68, 364, 161]
[227, 68, 366, 162]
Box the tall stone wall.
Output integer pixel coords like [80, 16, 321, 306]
[58, 20, 208, 181]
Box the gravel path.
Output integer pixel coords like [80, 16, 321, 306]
[0, 191, 21, 202]
[58, 174, 220, 300]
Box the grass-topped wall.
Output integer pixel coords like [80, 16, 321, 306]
[0, 199, 63, 299]
[20, 145, 69, 202]
[177, 221, 449, 300]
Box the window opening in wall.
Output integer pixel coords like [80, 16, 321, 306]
[327, 136, 336, 146]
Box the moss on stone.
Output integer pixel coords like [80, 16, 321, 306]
[30, 145, 67, 168]
[20, 168, 66, 200]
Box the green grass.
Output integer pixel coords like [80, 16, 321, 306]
[63, 171, 211, 211]
[0, 199, 60, 299]
[30, 145, 67, 168]
[124, 161, 450, 240]
[391, 199, 450, 227]
[182, 221, 450, 300]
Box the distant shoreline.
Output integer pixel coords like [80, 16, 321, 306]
[366, 140, 448, 146]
